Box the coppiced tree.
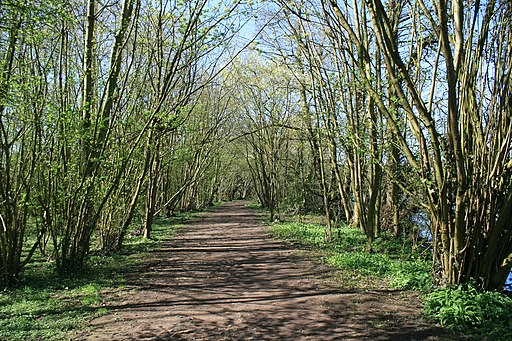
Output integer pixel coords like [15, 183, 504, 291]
[271, 0, 512, 290]
[318, 0, 512, 289]
[0, 0, 67, 285]
[367, 0, 512, 289]
[39, 0, 142, 272]
[174, 95, 232, 211]
[136, 0, 243, 239]
[269, 1, 387, 244]
[216, 142, 254, 201]
[232, 58, 303, 221]
[1, 0, 247, 281]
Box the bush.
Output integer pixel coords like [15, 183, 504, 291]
[424, 284, 512, 339]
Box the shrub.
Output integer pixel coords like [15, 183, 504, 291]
[424, 284, 512, 339]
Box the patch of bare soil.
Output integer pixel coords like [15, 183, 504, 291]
[78, 201, 454, 340]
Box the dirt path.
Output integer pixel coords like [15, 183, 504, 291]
[82, 201, 450, 340]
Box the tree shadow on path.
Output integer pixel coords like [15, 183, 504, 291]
[82, 201, 456, 341]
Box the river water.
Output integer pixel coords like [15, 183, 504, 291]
[506, 272, 512, 292]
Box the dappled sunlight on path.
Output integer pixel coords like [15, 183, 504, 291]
[82, 201, 450, 340]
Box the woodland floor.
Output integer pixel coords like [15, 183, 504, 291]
[78, 201, 455, 341]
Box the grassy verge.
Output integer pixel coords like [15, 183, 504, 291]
[245, 201, 264, 210]
[0, 213, 192, 341]
[268, 221, 432, 291]
[267, 217, 512, 339]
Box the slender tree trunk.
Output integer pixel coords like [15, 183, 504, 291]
[143, 136, 160, 239]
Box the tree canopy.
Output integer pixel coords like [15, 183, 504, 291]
[1, 0, 511, 293]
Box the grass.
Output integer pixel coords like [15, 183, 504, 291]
[268, 221, 433, 291]
[267, 215, 512, 339]
[0, 265, 110, 341]
[245, 201, 264, 210]
[0, 213, 192, 341]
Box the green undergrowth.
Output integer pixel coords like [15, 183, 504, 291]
[0, 214, 191, 341]
[267, 218, 512, 339]
[268, 221, 433, 291]
[245, 201, 264, 210]
[423, 283, 512, 340]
